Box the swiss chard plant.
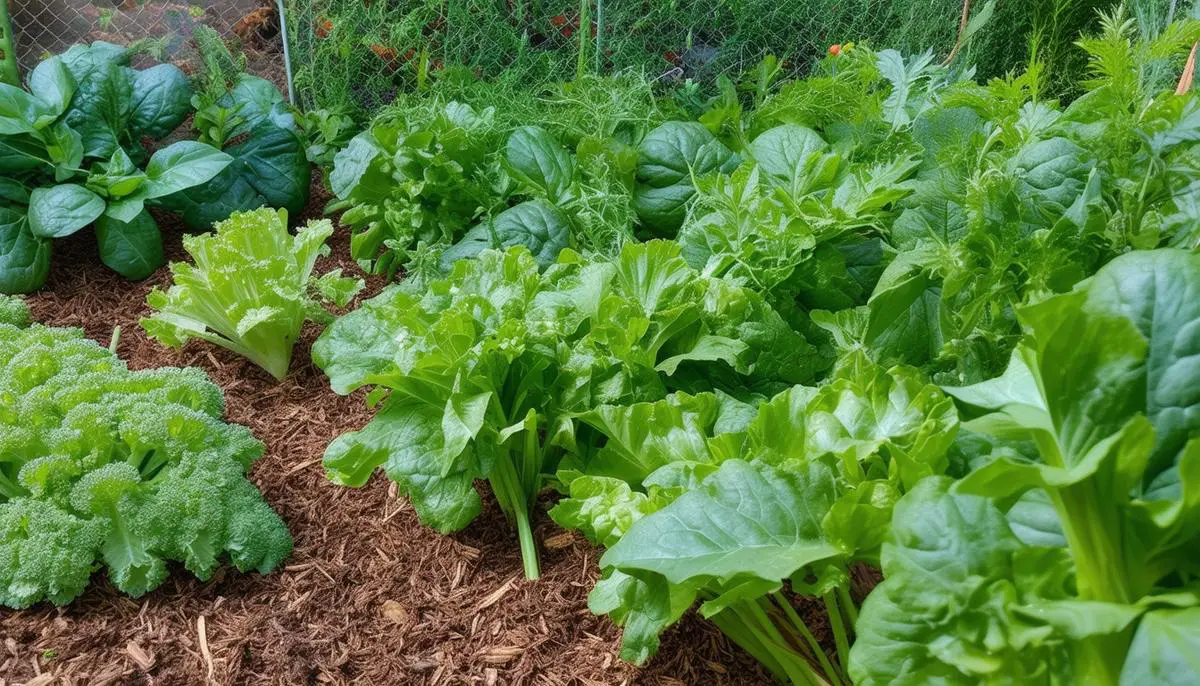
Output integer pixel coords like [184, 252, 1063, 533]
[0, 43, 231, 293]
[313, 241, 824, 579]
[551, 352, 959, 685]
[141, 208, 362, 380]
[850, 248, 1200, 685]
[0, 312, 292, 607]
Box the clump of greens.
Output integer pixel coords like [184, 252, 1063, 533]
[0, 42, 232, 293]
[551, 352, 958, 683]
[313, 241, 823, 579]
[329, 100, 502, 278]
[441, 124, 638, 269]
[850, 248, 1200, 685]
[0, 317, 292, 608]
[141, 208, 362, 381]
[154, 27, 311, 229]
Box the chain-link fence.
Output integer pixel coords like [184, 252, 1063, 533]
[9, 0, 284, 80]
[282, 0, 982, 118]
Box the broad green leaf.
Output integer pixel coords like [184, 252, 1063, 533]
[575, 392, 722, 483]
[848, 477, 1075, 686]
[601, 460, 843, 584]
[634, 121, 739, 234]
[441, 200, 572, 270]
[28, 56, 75, 121]
[748, 124, 825, 182]
[0, 208, 52, 294]
[95, 210, 162, 280]
[506, 126, 576, 202]
[142, 141, 232, 199]
[129, 64, 192, 139]
[1120, 607, 1200, 686]
[329, 133, 382, 199]
[0, 84, 54, 135]
[323, 401, 481, 532]
[27, 184, 105, 238]
[549, 475, 665, 548]
[589, 570, 698, 665]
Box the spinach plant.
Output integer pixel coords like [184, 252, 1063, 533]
[0, 43, 231, 293]
[155, 27, 311, 230]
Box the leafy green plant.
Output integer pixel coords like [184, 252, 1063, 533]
[0, 43, 231, 293]
[328, 100, 502, 277]
[632, 121, 739, 235]
[551, 353, 958, 684]
[142, 208, 362, 380]
[314, 241, 823, 579]
[441, 124, 638, 268]
[0, 315, 292, 608]
[155, 27, 311, 230]
[850, 248, 1200, 684]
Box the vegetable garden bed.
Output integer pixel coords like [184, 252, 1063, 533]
[3, 4, 1200, 685]
[0, 187, 782, 685]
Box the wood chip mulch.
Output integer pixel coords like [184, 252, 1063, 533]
[0, 182, 775, 686]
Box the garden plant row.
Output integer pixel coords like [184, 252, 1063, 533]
[2, 8, 1199, 685]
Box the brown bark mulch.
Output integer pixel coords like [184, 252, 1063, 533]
[0, 185, 775, 686]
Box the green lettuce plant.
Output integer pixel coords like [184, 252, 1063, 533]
[0, 315, 292, 608]
[141, 208, 362, 380]
[850, 248, 1200, 685]
[0, 43, 232, 293]
[328, 100, 502, 278]
[313, 241, 823, 579]
[441, 124, 639, 269]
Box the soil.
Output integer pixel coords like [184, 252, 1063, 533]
[0, 181, 779, 686]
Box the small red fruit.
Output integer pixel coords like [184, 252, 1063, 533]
[828, 44, 841, 57]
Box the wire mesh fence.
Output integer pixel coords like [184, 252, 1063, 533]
[9, 0, 284, 79]
[11, 0, 1104, 123]
[281, 0, 977, 118]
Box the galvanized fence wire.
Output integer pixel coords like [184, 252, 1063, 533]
[282, 0, 971, 117]
[9, 0, 284, 78]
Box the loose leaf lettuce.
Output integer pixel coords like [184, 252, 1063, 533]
[142, 208, 356, 380]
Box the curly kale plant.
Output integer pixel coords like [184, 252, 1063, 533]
[0, 43, 232, 293]
[0, 317, 291, 608]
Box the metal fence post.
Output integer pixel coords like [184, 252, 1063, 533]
[276, 0, 295, 105]
[0, 0, 19, 86]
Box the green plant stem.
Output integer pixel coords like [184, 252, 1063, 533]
[836, 583, 858, 626]
[490, 448, 540, 580]
[576, 0, 591, 80]
[822, 591, 851, 674]
[716, 601, 828, 686]
[1049, 478, 1134, 685]
[0, 0, 18, 86]
[773, 592, 846, 686]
